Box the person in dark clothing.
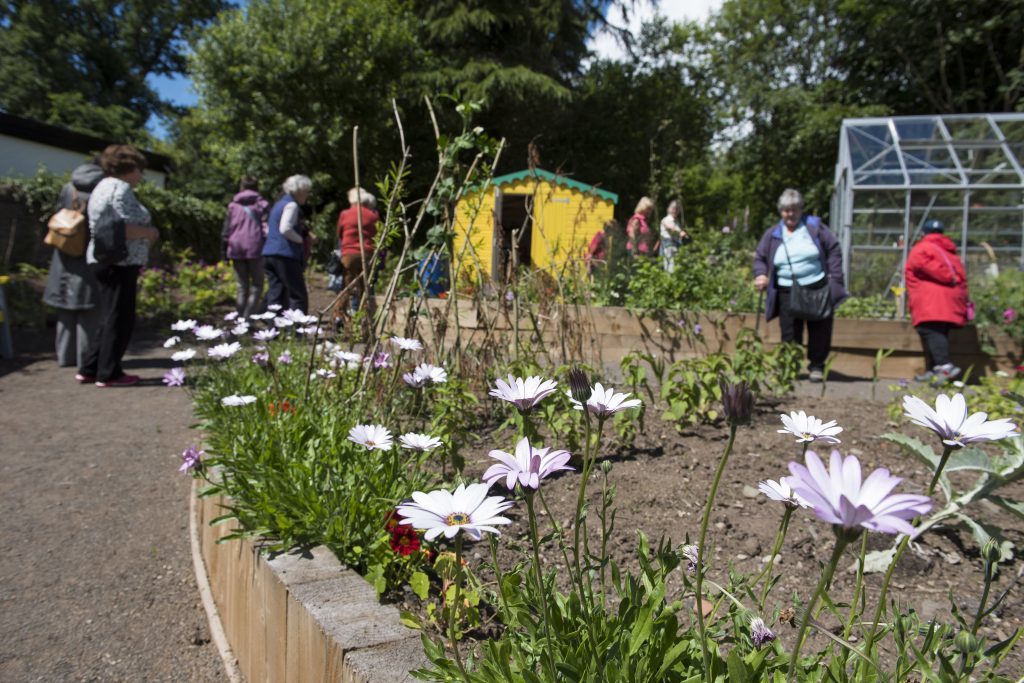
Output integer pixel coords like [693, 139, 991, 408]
[222, 177, 269, 317]
[43, 161, 104, 368]
[753, 188, 848, 382]
[262, 175, 312, 313]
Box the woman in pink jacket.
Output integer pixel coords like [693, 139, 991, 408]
[905, 219, 969, 383]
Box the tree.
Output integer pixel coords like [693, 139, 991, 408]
[185, 0, 421, 203]
[0, 0, 226, 140]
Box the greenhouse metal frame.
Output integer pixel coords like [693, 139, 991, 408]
[830, 114, 1024, 306]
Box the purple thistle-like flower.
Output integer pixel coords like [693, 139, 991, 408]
[750, 617, 776, 648]
[179, 445, 204, 474]
[372, 351, 391, 369]
[162, 367, 186, 387]
[682, 544, 700, 574]
[277, 351, 293, 365]
[694, 323, 703, 335]
[787, 450, 932, 537]
[720, 379, 754, 426]
[252, 351, 269, 366]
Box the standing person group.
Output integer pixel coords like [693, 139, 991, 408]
[77, 144, 159, 387]
[753, 188, 848, 382]
[905, 219, 968, 382]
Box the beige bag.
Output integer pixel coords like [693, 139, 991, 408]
[44, 189, 88, 257]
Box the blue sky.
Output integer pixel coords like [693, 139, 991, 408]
[146, 0, 722, 139]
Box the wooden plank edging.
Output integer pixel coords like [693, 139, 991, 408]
[194, 489, 427, 682]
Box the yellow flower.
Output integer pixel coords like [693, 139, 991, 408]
[890, 286, 905, 297]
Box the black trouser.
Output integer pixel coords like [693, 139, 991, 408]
[916, 321, 952, 368]
[777, 281, 834, 370]
[79, 265, 139, 381]
[264, 256, 308, 314]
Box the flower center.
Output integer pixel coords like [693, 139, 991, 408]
[446, 512, 470, 526]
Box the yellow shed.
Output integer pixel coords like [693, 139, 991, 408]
[453, 168, 618, 281]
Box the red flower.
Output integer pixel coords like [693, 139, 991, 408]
[390, 526, 421, 556]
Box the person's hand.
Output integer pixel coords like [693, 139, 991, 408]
[754, 274, 769, 291]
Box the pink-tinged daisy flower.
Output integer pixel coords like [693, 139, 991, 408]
[179, 445, 204, 474]
[231, 322, 250, 336]
[253, 329, 279, 342]
[750, 617, 776, 648]
[251, 351, 269, 366]
[171, 319, 196, 332]
[277, 351, 293, 365]
[208, 341, 242, 359]
[372, 351, 391, 369]
[482, 437, 573, 491]
[778, 410, 843, 444]
[397, 483, 513, 541]
[162, 367, 186, 387]
[193, 324, 224, 341]
[568, 382, 642, 418]
[903, 393, 1018, 448]
[403, 371, 428, 388]
[757, 477, 810, 508]
[282, 309, 316, 325]
[412, 363, 447, 384]
[348, 424, 393, 451]
[787, 450, 932, 536]
[391, 336, 424, 352]
[223, 311, 239, 321]
[334, 350, 363, 364]
[221, 394, 257, 407]
[399, 433, 443, 452]
[171, 348, 197, 362]
[273, 316, 294, 328]
[489, 374, 559, 411]
[163, 335, 180, 348]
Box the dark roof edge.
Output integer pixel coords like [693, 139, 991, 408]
[0, 111, 172, 173]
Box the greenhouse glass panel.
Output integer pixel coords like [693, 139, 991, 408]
[833, 114, 1024, 314]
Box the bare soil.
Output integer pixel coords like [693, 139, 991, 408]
[0, 328, 226, 682]
[456, 386, 1024, 673]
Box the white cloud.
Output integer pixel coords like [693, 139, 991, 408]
[589, 0, 723, 61]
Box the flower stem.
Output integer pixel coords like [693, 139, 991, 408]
[860, 444, 952, 672]
[449, 535, 469, 681]
[756, 505, 793, 612]
[525, 492, 557, 680]
[695, 422, 737, 682]
[970, 556, 996, 635]
[843, 531, 870, 641]
[788, 534, 849, 680]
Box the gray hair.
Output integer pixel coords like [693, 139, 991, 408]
[347, 186, 376, 208]
[777, 188, 804, 211]
[283, 174, 313, 195]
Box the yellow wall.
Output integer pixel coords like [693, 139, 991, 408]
[453, 178, 614, 280]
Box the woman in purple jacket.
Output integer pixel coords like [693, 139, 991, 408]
[753, 189, 848, 382]
[222, 177, 269, 317]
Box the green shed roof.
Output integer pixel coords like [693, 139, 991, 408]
[489, 168, 619, 204]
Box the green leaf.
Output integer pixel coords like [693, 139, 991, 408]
[880, 433, 939, 468]
[726, 650, 752, 683]
[861, 547, 898, 574]
[399, 610, 423, 630]
[410, 571, 430, 600]
[943, 448, 998, 474]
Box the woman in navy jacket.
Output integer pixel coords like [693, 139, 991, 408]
[753, 189, 848, 382]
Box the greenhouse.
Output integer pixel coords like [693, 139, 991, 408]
[831, 114, 1024, 307]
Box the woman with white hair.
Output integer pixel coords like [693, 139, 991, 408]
[262, 174, 312, 313]
[659, 199, 689, 273]
[753, 188, 847, 382]
[335, 186, 380, 322]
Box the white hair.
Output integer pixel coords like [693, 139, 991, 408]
[777, 188, 804, 211]
[283, 174, 312, 195]
[347, 186, 376, 208]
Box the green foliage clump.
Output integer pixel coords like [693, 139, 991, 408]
[835, 294, 898, 319]
[972, 269, 1024, 354]
[137, 250, 235, 320]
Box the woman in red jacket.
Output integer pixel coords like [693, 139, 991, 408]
[905, 219, 969, 383]
[335, 187, 380, 323]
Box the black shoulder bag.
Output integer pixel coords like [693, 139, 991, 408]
[780, 238, 832, 321]
[92, 213, 128, 267]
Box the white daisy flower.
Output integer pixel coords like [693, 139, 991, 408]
[757, 477, 811, 508]
[231, 322, 250, 336]
[267, 304, 283, 312]
[313, 368, 336, 379]
[253, 329, 279, 342]
[163, 336, 180, 348]
[208, 341, 242, 359]
[221, 394, 257, 407]
[903, 393, 1018, 448]
[223, 311, 239, 321]
[348, 424, 394, 451]
[193, 325, 224, 341]
[397, 483, 514, 541]
[390, 336, 424, 352]
[273, 316, 294, 328]
[778, 410, 843, 444]
[489, 374, 559, 411]
[482, 437, 573, 491]
[171, 348, 197, 362]
[399, 433, 443, 452]
[403, 371, 428, 388]
[568, 382, 642, 418]
[413, 363, 447, 384]
[171, 319, 197, 331]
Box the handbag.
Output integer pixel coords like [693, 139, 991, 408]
[92, 214, 128, 266]
[44, 189, 87, 257]
[780, 240, 832, 321]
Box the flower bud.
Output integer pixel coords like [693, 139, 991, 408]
[567, 366, 591, 404]
[981, 539, 1002, 564]
[955, 630, 978, 654]
[601, 460, 613, 474]
[720, 379, 754, 426]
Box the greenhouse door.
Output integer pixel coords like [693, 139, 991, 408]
[492, 192, 532, 282]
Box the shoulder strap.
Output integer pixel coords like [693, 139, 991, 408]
[934, 246, 959, 284]
[70, 187, 81, 212]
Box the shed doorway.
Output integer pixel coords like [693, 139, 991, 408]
[492, 192, 533, 282]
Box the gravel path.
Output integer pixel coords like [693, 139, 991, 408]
[0, 330, 226, 682]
